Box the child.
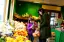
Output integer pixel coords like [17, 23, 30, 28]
[27, 15, 34, 42]
[33, 28, 40, 42]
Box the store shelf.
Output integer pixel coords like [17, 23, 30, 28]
[13, 13, 40, 22]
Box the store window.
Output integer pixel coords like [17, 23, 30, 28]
[50, 12, 58, 28]
[50, 12, 55, 25]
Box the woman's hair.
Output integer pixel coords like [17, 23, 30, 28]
[38, 8, 45, 14]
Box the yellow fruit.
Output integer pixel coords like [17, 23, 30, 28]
[26, 40, 31, 42]
[13, 39, 17, 42]
[16, 36, 24, 41]
[6, 37, 14, 42]
[18, 40, 24, 42]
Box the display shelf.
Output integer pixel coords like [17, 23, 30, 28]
[13, 13, 40, 22]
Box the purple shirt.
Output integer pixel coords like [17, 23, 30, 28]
[27, 23, 34, 35]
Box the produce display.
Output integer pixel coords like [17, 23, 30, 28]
[6, 36, 31, 42]
[8, 21, 31, 42]
[0, 37, 5, 42]
[22, 13, 29, 18]
[21, 13, 40, 20]
[0, 13, 40, 42]
[13, 29, 28, 37]
[0, 21, 31, 42]
[14, 21, 28, 37]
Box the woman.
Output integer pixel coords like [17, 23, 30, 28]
[38, 8, 51, 42]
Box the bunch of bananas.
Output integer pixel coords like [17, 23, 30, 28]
[6, 36, 31, 42]
[22, 13, 29, 18]
[6, 37, 14, 42]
